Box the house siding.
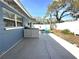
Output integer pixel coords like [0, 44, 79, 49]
[0, 29, 23, 54]
[0, 1, 26, 54]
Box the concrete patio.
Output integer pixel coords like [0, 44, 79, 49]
[1, 33, 76, 59]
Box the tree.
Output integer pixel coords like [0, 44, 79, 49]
[69, 0, 79, 20]
[45, 0, 79, 22]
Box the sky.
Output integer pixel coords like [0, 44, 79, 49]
[20, 0, 74, 20]
[20, 0, 51, 17]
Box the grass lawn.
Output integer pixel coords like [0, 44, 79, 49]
[52, 29, 79, 47]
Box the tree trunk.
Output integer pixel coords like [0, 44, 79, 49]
[56, 15, 61, 23]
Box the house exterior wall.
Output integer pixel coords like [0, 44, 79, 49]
[0, 1, 27, 55]
[0, 29, 23, 54]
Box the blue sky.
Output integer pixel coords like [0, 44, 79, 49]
[20, 0, 51, 17]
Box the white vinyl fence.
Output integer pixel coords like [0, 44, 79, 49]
[33, 21, 79, 34]
[56, 20, 79, 34]
[33, 24, 50, 30]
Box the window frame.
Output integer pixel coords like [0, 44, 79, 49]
[3, 8, 23, 30]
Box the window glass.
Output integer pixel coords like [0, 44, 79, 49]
[17, 22, 23, 26]
[4, 19, 15, 27]
[17, 15, 22, 22]
[3, 8, 23, 27]
[16, 15, 23, 26]
[3, 8, 15, 19]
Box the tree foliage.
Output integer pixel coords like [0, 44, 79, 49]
[45, 0, 79, 22]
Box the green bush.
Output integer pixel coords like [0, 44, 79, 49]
[61, 29, 74, 35]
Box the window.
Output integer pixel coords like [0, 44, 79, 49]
[17, 22, 23, 26]
[3, 8, 15, 19]
[3, 8, 23, 27]
[16, 15, 23, 26]
[4, 19, 15, 27]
